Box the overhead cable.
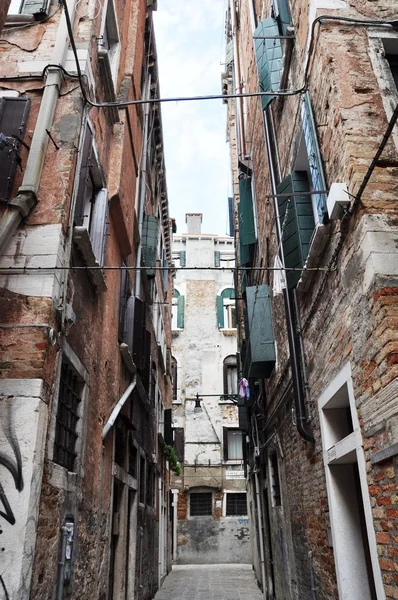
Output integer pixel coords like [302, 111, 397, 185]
[58, 0, 397, 110]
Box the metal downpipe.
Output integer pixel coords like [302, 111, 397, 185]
[262, 108, 314, 443]
[135, 73, 152, 299]
[0, 0, 77, 254]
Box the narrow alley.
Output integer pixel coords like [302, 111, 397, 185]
[0, 0, 398, 599]
[154, 565, 263, 600]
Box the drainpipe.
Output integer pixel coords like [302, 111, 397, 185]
[230, 0, 246, 158]
[0, 0, 77, 254]
[135, 73, 152, 300]
[254, 471, 267, 599]
[56, 525, 69, 600]
[262, 108, 314, 443]
[102, 376, 137, 440]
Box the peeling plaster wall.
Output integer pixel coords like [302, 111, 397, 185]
[172, 230, 250, 565]
[0, 380, 48, 599]
[177, 517, 250, 565]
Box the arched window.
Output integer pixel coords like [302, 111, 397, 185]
[223, 355, 237, 396]
[172, 356, 178, 401]
[216, 288, 236, 329]
[172, 289, 185, 330]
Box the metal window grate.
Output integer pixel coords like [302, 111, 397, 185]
[226, 493, 247, 516]
[190, 492, 212, 516]
[54, 361, 83, 471]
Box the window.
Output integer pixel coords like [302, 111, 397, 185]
[139, 455, 146, 504]
[223, 428, 244, 461]
[8, 0, 50, 17]
[98, 0, 120, 87]
[318, 363, 383, 600]
[277, 92, 327, 289]
[217, 288, 236, 329]
[128, 439, 137, 478]
[53, 360, 84, 472]
[172, 289, 184, 330]
[118, 264, 133, 350]
[223, 355, 237, 397]
[226, 493, 247, 516]
[383, 39, 398, 90]
[172, 356, 178, 401]
[190, 492, 212, 517]
[0, 97, 30, 202]
[73, 123, 109, 278]
[269, 452, 281, 507]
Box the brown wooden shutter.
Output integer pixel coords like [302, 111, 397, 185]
[74, 123, 93, 226]
[132, 298, 146, 369]
[174, 428, 184, 463]
[118, 265, 128, 343]
[0, 98, 30, 202]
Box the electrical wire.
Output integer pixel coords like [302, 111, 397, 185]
[59, 0, 398, 111]
[0, 265, 335, 272]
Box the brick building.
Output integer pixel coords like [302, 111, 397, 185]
[170, 214, 250, 565]
[0, 1, 173, 599]
[224, 1, 398, 599]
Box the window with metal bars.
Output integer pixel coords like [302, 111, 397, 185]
[53, 360, 83, 472]
[270, 452, 281, 507]
[190, 492, 212, 517]
[226, 493, 247, 516]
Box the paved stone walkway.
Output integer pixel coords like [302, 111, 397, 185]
[154, 564, 263, 600]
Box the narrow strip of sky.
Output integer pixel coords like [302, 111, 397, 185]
[154, 0, 231, 237]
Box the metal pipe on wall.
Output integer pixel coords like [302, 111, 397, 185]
[56, 525, 69, 600]
[0, 0, 78, 254]
[230, 0, 246, 158]
[262, 108, 314, 443]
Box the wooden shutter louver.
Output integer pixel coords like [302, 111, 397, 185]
[277, 171, 315, 289]
[74, 123, 93, 227]
[253, 18, 283, 110]
[302, 92, 328, 222]
[0, 98, 30, 202]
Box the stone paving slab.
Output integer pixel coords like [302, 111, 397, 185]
[154, 564, 263, 600]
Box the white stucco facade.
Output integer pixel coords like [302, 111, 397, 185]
[171, 214, 250, 565]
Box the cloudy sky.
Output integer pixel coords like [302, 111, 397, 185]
[153, 1, 231, 237]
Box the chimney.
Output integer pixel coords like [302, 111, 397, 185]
[185, 213, 202, 234]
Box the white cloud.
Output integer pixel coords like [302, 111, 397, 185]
[154, 0, 231, 236]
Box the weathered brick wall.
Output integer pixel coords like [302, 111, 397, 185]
[230, 0, 398, 598]
[0, 1, 10, 32]
[0, 0, 169, 598]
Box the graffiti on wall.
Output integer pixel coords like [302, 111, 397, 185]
[0, 401, 24, 600]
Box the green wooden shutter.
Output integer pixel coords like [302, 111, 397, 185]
[180, 250, 186, 267]
[142, 215, 158, 278]
[223, 427, 229, 461]
[277, 171, 315, 288]
[177, 296, 185, 329]
[246, 285, 276, 378]
[274, 0, 291, 35]
[238, 177, 256, 246]
[302, 92, 327, 222]
[254, 18, 283, 110]
[214, 251, 221, 267]
[221, 288, 235, 299]
[216, 295, 224, 328]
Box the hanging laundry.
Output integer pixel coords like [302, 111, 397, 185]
[239, 378, 250, 400]
[272, 255, 287, 296]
